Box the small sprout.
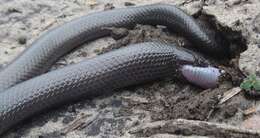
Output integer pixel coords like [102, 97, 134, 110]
[240, 74, 260, 91]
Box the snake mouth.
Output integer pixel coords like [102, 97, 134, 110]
[180, 65, 224, 89]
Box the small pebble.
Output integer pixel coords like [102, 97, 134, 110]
[94, 48, 101, 53]
[104, 3, 115, 11]
[226, 0, 242, 6]
[51, 116, 59, 122]
[233, 20, 241, 26]
[7, 7, 22, 14]
[111, 28, 129, 40]
[62, 116, 75, 124]
[20, 27, 26, 30]
[18, 36, 27, 45]
[80, 51, 88, 57]
[124, 2, 135, 6]
[86, 0, 98, 9]
[110, 99, 122, 107]
[58, 14, 67, 18]
[223, 105, 238, 118]
[67, 105, 77, 113]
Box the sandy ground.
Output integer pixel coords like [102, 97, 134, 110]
[0, 0, 260, 138]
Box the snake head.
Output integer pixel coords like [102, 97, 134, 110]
[180, 65, 225, 89]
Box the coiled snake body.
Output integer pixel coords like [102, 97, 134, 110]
[0, 4, 228, 135]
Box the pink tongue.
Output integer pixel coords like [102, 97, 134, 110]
[181, 65, 221, 89]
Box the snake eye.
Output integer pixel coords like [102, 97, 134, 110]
[180, 65, 222, 89]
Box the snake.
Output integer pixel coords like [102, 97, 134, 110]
[0, 4, 228, 135]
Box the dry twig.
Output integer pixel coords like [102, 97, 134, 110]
[130, 119, 260, 138]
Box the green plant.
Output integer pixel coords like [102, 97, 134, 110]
[240, 74, 260, 91]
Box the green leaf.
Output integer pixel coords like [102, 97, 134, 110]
[253, 80, 260, 91]
[240, 80, 253, 91]
[240, 74, 260, 92]
[249, 74, 257, 81]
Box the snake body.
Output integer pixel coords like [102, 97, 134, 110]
[0, 4, 229, 92]
[0, 4, 226, 135]
[0, 42, 214, 134]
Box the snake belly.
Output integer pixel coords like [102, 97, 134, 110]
[0, 4, 228, 92]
